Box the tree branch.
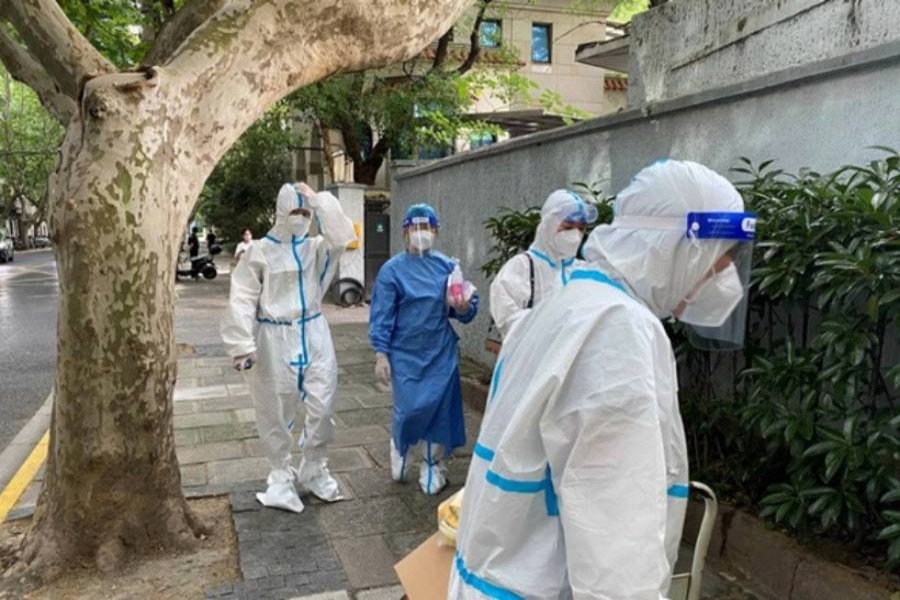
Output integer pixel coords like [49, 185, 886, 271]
[430, 28, 453, 73]
[165, 0, 474, 170]
[0, 27, 76, 123]
[142, 0, 229, 67]
[458, 0, 493, 75]
[1, 0, 114, 100]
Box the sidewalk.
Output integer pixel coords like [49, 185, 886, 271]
[3, 273, 762, 599]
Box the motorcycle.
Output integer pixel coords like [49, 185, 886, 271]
[176, 244, 222, 280]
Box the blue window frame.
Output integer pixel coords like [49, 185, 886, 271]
[532, 23, 551, 63]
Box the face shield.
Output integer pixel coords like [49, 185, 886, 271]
[676, 211, 757, 350]
[405, 219, 438, 254]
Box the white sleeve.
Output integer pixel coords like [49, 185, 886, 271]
[311, 191, 356, 251]
[220, 244, 263, 357]
[542, 318, 671, 600]
[489, 254, 532, 339]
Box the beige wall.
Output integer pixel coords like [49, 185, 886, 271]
[469, 0, 625, 116]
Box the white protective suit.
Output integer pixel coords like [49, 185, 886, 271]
[489, 190, 592, 340]
[221, 183, 355, 510]
[450, 160, 744, 600]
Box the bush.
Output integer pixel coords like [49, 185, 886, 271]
[480, 153, 900, 568]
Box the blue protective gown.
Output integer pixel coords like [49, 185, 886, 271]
[369, 250, 478, 455]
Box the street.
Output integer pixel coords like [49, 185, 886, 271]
[0, 250, 58, 451]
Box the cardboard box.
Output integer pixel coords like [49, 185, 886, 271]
[394, 532, 455, 600]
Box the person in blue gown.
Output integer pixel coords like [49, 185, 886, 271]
[369, 204, 478, 495]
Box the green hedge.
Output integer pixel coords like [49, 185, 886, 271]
[480, 152, 900, 569]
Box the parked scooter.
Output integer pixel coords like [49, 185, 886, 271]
[176, 244, 222, 280]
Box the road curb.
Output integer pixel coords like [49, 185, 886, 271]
[0, 391, 52, 494]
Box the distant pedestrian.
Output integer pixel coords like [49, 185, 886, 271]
[188, 227, 200, 258]
[234, 228, 253, 262]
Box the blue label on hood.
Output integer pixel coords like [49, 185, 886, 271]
[686, 212, 757, 240]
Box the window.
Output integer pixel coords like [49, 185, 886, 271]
[532, 23, 552, 63]
[480, 19, 502, 48]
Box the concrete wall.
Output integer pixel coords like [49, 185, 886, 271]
[392, 39, 900, 366]
[629, 0, 900, 107]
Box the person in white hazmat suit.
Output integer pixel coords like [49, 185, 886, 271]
[221, 181, 356, 513]
[489, 189, 598, 340]
[450, 159, 756, 600]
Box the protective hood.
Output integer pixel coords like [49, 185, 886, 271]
[582, 160, 744, 319]
[532, 189, 596, 262]
[271, 183, 312, 239]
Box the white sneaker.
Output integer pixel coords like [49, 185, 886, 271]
[256, 469, 304, 513]
[390, 438, 409, 483]
[294, 460, 344, 502]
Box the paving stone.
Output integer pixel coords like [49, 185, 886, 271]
[243, 565, 270, 580]
[332, 535, 399, 588]
[202, 421, 259, 443]
[337, 383, 378, 397]
[175, 377, 199, 390]
[175, 428, 201, 446]
[356, 585, 405, 600]
[362, 441, 392, 469]
[180, 463, 208, 487]
[174, 410, 234, 430]
[208, 456, 269, 485]
[200, 372, 245, 386]
[293, 447, 370, 473]
[343, 468, 405, 499]
[287, 592, 349, 600]
[234, 407, 256, 424]
[336, 408, 393, 429]
[317, 496, 418, 539]
[200, 356, 235, 367]
[180, 366, 225, 379]
[174, 384, 229, 401]
[177, 440, 247, 465]
[331, 425, 390, 448]
[200, 395, 254, 412]
[384, 530, 431, 561]
[174, 400, 198, 415]
[227, 383, 250, 396]
[355, 393, 394, 409]
[333, 394, 362, 413]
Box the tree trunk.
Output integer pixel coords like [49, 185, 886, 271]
[19, 78, 206, 577]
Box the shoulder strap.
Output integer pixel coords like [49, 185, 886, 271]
[526, 252, 535, 309]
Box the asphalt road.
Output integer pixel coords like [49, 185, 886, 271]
[0, 249, 58, 451]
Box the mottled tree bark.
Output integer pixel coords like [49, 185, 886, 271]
[0, 0, 473, 579]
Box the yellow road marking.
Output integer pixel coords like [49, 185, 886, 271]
[0, 431, 49, 522]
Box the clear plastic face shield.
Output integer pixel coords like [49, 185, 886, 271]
[559, 196, 599, 231]
[676, 212, 757, 350]
[405, 216, 438, 254]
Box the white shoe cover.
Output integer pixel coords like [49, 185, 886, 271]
[390, 438, 409, 483]
[295, 460, 344, 502]
[419, 459, 447, 496]
[256, 469, 304, 513]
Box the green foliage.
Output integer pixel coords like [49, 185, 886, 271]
[0, 70, 65, 234]
[480, 151, 900, 569]
[198, 102, 300, 244]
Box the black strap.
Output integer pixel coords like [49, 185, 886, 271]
[526, 252, 535, 309]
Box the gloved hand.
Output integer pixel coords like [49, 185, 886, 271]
[453, 282, 477, 314]
[375, 352, 391, 387]
[297, 182, 318, 207]
[233, 352, 257, 371]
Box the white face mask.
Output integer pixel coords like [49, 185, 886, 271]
[552, 229, 584, 258]
[409, 230, 434, 252]
[286, 214, 311, 237]
[678, 262, 744, 327]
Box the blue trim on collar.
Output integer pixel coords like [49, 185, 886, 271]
[568, 269, 630, 296]
[528, 248, 556, 268]
[291, 234, 307, 245]
[265, 234, 281, 244]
